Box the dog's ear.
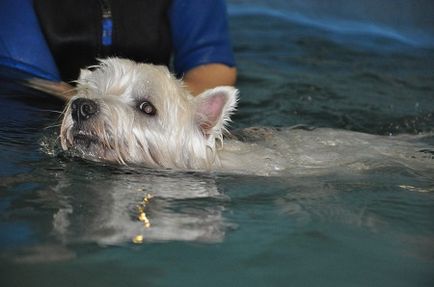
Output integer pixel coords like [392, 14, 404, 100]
[194, 86, 238, 137]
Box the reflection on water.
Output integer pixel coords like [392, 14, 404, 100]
[48, 168, 228, 246]
[1, 163, 232, 262]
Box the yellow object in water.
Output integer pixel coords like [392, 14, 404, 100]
[132, 235, 144, 244]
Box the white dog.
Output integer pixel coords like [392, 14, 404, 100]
[58, 58, 433, 176]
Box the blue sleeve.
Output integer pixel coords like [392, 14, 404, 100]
[169, 0, 236, 76]
[0, 0, 60, 81]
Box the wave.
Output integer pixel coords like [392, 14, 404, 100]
[228, 4, 434, 48]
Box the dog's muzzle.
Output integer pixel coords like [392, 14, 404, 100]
[71, 98, 98, 122]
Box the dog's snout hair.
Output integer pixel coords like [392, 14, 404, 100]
[60, 58, 238, 169]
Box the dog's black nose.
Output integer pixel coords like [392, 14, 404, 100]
[71, 98, 98, 122]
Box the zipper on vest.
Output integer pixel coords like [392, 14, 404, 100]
[99, 0, 112, 57]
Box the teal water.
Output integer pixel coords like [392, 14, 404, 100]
[1, 3, 434, 287]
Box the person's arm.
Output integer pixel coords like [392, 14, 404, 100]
[169, 0, 236, 95]
[183, 63, 236, 96]
[0, 0, 74, 101]
[0, 0, 60, 81]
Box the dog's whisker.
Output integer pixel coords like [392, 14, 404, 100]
[44, 123, 61, 130]
[38, 109, 64, 114]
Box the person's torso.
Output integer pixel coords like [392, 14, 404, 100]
[34, 0, 172, 81]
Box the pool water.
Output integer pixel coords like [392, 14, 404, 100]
[1, 2, 434, 287]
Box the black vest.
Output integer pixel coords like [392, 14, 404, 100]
[34, 0, 172, 82]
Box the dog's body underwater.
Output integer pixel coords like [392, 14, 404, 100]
[60, 58, 433, 176]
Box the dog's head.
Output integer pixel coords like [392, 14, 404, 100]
[60, 58, 238, 169]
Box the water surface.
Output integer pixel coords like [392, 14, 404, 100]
[1, 2, 434, 287]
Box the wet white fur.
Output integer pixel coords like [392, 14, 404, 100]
[61, 58, 433, 176]
[61, 58, 237, 170]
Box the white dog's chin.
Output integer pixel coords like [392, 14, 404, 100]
[62, 128, 117, 163]
[60, 58, 238, 169]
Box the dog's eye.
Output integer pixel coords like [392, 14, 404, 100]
[138, 101, 157, 116]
